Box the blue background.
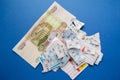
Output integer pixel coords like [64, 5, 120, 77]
[0, 0, 120, 80]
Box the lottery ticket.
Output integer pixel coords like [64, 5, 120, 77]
[82, 33, 103, 65]
[40, 38, 70, 72]
[70, 18, 85, 29]
[68, 48, 85, 66]
[61, 59, 88, 80]
[66, 39, 84, 49]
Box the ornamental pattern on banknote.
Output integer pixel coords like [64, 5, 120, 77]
[27, 12, 67, 52]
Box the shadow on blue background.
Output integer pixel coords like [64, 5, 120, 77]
[0, 0, 120, 80]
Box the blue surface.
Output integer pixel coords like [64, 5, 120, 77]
[0, 0, 120, 80]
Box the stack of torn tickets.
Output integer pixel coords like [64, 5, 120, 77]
[13, 1, 103, 80]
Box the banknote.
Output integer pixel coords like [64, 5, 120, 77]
[12, 1, 76, 68]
